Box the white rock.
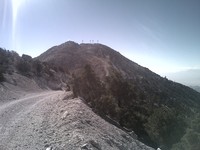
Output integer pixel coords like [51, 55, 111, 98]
[46, 147, 52, 150]
[61, 111, 69, 120]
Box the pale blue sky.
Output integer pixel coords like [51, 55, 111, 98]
[0, 0, 200, 75]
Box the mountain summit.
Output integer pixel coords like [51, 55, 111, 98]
[37, 41, 157, 80]
[37, 41, 200, 150]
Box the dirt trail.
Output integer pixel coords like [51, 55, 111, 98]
[0, 91, 66, 150]
[0, 90, 154, 150]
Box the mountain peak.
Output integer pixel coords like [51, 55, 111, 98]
[37, 41, 148, 79]
[60, 41, 79, 46]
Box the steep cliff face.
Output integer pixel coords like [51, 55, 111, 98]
[36, 41, 200, 149]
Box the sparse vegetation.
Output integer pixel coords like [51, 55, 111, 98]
[171, 113, 200, 150]
[0, 48, 69, 90]
[72, 64, 200, 149]
[145, 107, 186, 149]
[73, 64, 104, 105]
[0, 48, 9, 82]
[16, 60, 31, 75]
[0, 69, 5, 82]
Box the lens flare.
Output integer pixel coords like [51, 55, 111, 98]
[1, 0, 8, 30]
[11, 0, 25, 48]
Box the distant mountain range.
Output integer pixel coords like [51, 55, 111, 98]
[37, 41, 200, 150]
[190, 86, 200, 93]
[164, 69, 200, 86]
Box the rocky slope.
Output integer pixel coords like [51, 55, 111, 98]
[37, 41, 157, 80]
[37, 41, 200, 150]
[0, 47, 154, 149]
[0, 88, 154, 150]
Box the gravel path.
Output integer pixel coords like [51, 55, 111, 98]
[0, 91, 65, 150]
[0, 91, 154, 150]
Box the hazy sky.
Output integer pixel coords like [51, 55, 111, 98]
[0, 0, 200, 75]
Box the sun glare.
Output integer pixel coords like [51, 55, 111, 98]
[11, 0, 24, 23]
[11, 0, 25, 48]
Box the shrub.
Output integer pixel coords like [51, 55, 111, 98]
[0, 70, 5, 82]
[145, 107, 186, 149]
[172, 114, 200, 150]
[32, 60, 43, 76]
[16, 60, 31, 75]
[72, 64, 104, 102]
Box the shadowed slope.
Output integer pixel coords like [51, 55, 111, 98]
[37, 41, 200, 149]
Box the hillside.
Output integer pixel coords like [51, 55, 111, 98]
[0, 47, 154, 150]
[37, 41, 157, 80]
[0, 48, 70, 91]
[37, 41, 200, 150]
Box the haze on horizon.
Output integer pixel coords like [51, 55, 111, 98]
[0, 0, 200, 80]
